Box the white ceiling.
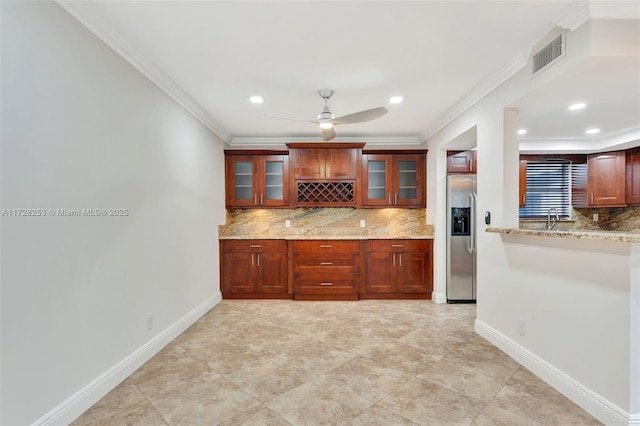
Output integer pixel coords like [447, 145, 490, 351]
[516, 55, 640, 151]
[59, 1, 639, 148]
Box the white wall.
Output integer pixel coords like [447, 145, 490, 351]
[426, 19, 639, 425]
[1, 2, 226, 424]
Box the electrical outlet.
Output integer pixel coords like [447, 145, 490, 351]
[519, 318, 526, 336]
[593, 213, 599, 222]
[360, 219, 366, 228]
[146, 312, 153, 331]
[285, 219, 291, 228]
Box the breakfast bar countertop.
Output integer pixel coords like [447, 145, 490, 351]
[486, 227, 640, 243]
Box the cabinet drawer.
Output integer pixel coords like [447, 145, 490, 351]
[222, 240, 287, 253]
[367, 239, 431, 252]
[293, 240, 359, 252]
[294, 279, 357, 294]
[295, 268, 359, 281]
[293, 252, 359, 267]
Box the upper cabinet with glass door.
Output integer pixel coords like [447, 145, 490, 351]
[225, 152, 290, 208]
[362, 151, 426, 208]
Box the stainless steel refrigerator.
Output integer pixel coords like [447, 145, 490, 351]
[446, 175, 477, 302]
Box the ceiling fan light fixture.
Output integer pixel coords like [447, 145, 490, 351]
[319, 122, 334, 129]
[568, 102, 586, 111]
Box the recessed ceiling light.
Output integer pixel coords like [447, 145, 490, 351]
[585, 128, 600, 135]
[568, 103, 586, 111]
[517, 129, 527, 135]
[389, 96, 404, 104]
[249, 96, 264, 104]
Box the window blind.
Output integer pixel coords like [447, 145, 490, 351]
[519, 161, 571, 218]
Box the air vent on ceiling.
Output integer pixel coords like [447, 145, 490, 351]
[531, 32, 566, 78]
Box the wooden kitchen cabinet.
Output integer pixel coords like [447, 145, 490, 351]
[291, 240, 362, 300]
[587, 151, 626, 206]
[225, 151, 289, 208]
[447, 150, 477, 174]
[363, 239, 432, 299]
[519, 159, 527, 207]
[220, 240, 289, 298]
[291, 147, 358, 180]
[627, 147, 640, 206]
[361, 151, 426, 207]
[287, 143, 364, 207]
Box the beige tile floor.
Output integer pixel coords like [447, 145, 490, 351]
[73, 300, 601, 425]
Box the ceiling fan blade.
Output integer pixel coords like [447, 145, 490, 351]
[322, 126, 336, 141]
[331, 107, 388, 125]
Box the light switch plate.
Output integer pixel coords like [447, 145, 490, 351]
[360, 219, 366, 228]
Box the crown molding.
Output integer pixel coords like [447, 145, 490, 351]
[229, 136, 421, 147]
[555, 1, 592, 31]
[589, 1, 640, 20]
[55, 1, 231, 143]
[419, 51, 527, 143]
[556, 0, 640, 31]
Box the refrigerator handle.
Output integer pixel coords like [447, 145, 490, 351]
[467, 193, 474, 254]
[471, 193, 478, 253]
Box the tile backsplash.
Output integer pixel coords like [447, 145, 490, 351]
[520, 207, 640, 232]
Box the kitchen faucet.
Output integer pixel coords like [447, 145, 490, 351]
[547, 208, 559, 230]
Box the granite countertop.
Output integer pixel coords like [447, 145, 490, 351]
[219, 229, 434, 240]
[218, 208, 434, 240]
[486, 227, 640, 243]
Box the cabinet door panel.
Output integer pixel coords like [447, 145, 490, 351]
[262, 155, 289, 206]
[222, 253, 256, 293]
[326, 148, 357, 179]
[393, 155, 425, 207]
[362, 155, 392, 206]
[396, 252, 429, 293]
[627, 148, 640, 205]
[588, 152, 626, 206]
[365, 252, 395, 293]
[447, 151, 475, 174]
[293, 149, 325, 179]
[257, 252, 288, 293]
[226, 157, 257, 207]
[519, 160, 527, 207]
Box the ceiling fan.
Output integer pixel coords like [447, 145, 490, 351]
[270, 89, 388, 141]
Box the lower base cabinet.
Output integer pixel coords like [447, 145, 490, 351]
[220, 240, 290, 299]
[220, 238, 433, 300]
[291, 240, 361, 301]
[362, 239, 433, 299]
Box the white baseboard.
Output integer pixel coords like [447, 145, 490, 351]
[432, 292, 447, 304]
[34, 293, 222, 426]
[475, 319, 635, 426]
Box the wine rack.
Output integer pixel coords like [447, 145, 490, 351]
[296, 182, 355, 205]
